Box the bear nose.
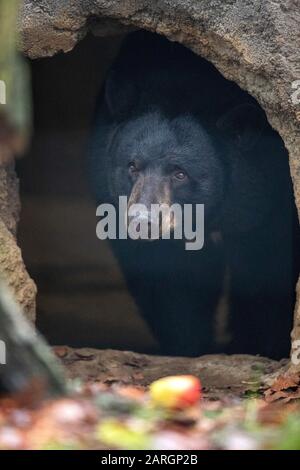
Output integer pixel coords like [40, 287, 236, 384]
[129, 206, 155, 223]
[128, 209, 158, 240]
[135, 209, 152, 224]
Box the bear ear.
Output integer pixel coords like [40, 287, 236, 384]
[216, 103, 266, 150]
[104, 69, 138, 119]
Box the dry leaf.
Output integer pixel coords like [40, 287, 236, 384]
[264, 373, 300, 403]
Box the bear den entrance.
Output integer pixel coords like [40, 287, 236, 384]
[16, 32, 299, 360]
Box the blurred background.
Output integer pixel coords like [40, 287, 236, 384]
[16, 34, 158, 353]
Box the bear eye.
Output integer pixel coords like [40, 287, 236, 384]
[173, 170, 187, 181]
[128, 161, 138, 174]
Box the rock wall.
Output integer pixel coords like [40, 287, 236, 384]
[16, 0, 300, 363]
[0, 163, 36, 322]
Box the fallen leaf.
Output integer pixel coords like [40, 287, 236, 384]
[53, 346, 68, 358]
[264, 373, 300, 403]
[75, 352, 96, 361]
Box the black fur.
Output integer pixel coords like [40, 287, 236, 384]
[89, 31, 300, 358]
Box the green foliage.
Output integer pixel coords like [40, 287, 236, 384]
[97, 419, 151, 450]
[276, 414, 300, 450]
[0, 0, 31, 135]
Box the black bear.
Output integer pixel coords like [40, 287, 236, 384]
[89, 31, 300, 359]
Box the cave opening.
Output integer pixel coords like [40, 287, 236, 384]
[16, 34, 157, 353]
[16, 31, 299, 359]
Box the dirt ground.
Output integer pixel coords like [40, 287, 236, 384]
[1, 348, 299, 450]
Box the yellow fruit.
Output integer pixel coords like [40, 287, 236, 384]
[149, 375, 202, 409]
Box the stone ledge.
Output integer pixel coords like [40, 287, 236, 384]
[55, 346, 288, 399]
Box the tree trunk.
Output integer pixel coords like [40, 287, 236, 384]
[0, 0, 36, 322]
[0, 283, 66, 396]
[0, 0, 65, 397]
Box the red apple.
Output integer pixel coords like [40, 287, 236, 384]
[149, 375, 202, 409]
